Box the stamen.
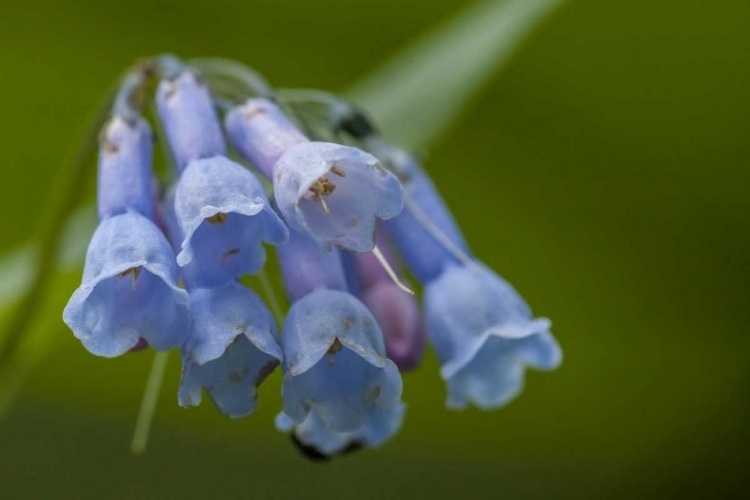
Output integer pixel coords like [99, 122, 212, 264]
[118, 267, 142, 290]
[327, 338, 343, 355]
[330, 165, 346, 177]
[372, 246, 415, 295]
[404, 198, 478, 270]
[206, 212, 228, 224]
[327, 338, 343, 366]
[318, 195, 330, 214]
[308, 176, 337, 213]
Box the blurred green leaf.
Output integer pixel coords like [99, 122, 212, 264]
[0, 268, 80, 416]
[0, 205, 94, 417]
[347, 0, 565, 150]
[0, 246, 37, 311]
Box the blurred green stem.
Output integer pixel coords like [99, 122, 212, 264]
[131, 351, 169, 455]
[258, 268, 284, 326]
[0, 90, 113, 368]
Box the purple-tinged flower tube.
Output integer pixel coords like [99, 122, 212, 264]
[351, 231, 425, 372]
[276, 229, 403, 433]
[63, 212, 190, 357]
[275, 403, 406, 458]
[380, 146, 561, 410]
[172, 156, 288, 287]
[97, 116, 154, 220]
[178, 282, 282, 418]
[225, 98, 404, 253]
[361, 283, 425, 372]
[156, 69, 226, 171]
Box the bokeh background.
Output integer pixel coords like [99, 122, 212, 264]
[1, 0, 749, 498]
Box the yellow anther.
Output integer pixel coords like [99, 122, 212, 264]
[118, 266, 142, 290]
[206, 212, 228, 224]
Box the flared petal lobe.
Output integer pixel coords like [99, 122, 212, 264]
[174, 156, 288, 287]
[178, 283, 282, 418]
[424, 263, 561, 409]
[97, 116, 154, 220]
[280, 289, 403, 432]
[274, 142, 403, 252]
[276, 403, 406, 457]
[445, 332, 560, 410]
[62, 212, 190, 357]
[156, 70, 226, 171]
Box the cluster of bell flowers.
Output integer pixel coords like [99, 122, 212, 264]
[62, 57, 561, 459]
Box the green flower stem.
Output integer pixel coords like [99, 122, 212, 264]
[0, 91, 113, 368]
[130, 351, 169, 455]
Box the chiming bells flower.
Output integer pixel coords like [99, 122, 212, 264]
[275, 403, 406, 458]
[156, 69, 288, 287]
[63, 211, 190, 357]
[173, 156, 288, 287]
[280, 288, 403, 432]
[225, 98, 404, 253]
[380, 145, 562, 409]
[274, 142, 403, 252]
[178, 282, 283, 418]
[425, 263, 561, 409]
[275, 228, 404, 438]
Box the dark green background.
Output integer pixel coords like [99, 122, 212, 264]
[1, 0, 748, 497]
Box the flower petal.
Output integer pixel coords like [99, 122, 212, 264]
[63, 212, 189, 357]
[280, 289, 403, 432]
[178, 283, 282, 418]
[174, 156, 288, 287]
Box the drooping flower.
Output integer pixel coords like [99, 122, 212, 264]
[425, 263, 560, 409]
[225, 98, 404, 253]
[172, 156, 288, 287]
[380, 145, 561, 409]
[63, 211, 190, 357]
[275, 228, 403, 434]
[178, 282, 282, 418]
[275, 403, 406, 458]
[279, 288, 403, 432]
[156, 69, 288, 287]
